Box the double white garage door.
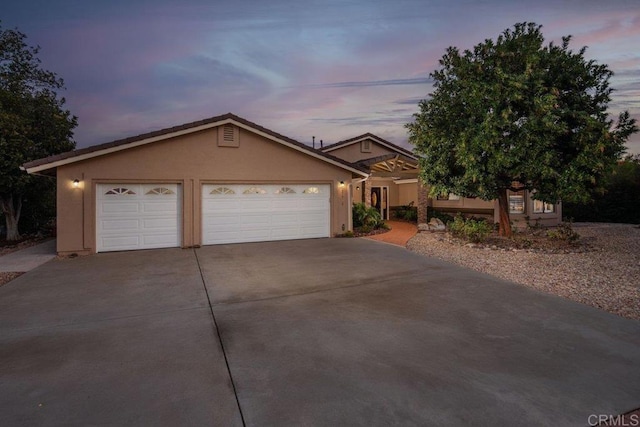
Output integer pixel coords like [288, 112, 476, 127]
[96, 183, 330, 252]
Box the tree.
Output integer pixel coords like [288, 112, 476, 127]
[563, 155, 640, 224]
[0, 23, 76, 240]
[406, 22, 638, 236]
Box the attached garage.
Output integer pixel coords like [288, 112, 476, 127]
[22, 113, 368, 255]
[96, 184, 181, 252]
[202, 184, 330, 244]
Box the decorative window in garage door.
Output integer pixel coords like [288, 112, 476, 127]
[104, 187, 136, 195]
[275, 187, 296, 194]
[303, 187, 320, 194]
[243, 187, 267, 194]
[146, 187, 175, 195]
[209, 187, 235, 195]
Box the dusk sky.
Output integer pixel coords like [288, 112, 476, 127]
[4, 0, 640, 154]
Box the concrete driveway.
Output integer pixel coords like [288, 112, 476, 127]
[1, 239, 639, 426]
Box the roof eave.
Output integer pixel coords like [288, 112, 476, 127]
[23, 116, 369, 178]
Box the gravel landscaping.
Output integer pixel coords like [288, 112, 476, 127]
[408, 222, 640, 320]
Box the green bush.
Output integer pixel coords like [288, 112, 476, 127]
[547, 222, 580, 242]
[352, 203, 384, 229]
[448, 214, 492, 243]
[395, 202, 418, 222]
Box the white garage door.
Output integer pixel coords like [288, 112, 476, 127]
[96, 183, 181, 252]
[202, 184, 330, 245]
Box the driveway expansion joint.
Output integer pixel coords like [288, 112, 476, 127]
[193, 248, 246, 426]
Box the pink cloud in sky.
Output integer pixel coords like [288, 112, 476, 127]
[6, 0, 638, 154]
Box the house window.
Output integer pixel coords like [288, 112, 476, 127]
[243, 187, 267, 194]
[210, 187, 235, 195]
[146, 187, 175, 195]
[105, 187, 135, 195]
[275, 187, 296, 194]
[533, 200, 555, 213]
[509, 192, 525, 214]
[436, 193, 460, 201]
[361, 140, 372, 153]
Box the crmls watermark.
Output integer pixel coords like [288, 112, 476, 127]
[587, 414, 640, 426]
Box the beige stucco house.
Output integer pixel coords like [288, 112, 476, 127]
[23, 113, 367, 255]
[322, 133, 562, 227]
[23, 113, 562, 255]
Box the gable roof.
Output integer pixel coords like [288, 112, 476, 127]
[22, 113, 369, 177]
[320, 133, 417, 160]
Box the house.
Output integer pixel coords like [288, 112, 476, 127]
[320, 134, 420, 220]
[323, 133, 562, 227]
[22, 113, 367, 255]
[23, 114, 562, 255]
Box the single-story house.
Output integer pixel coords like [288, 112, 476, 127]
[23, 113, 368, 255]
[23, 113, 562, 255]
[321, 133, 562, 227]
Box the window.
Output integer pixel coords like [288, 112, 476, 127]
[533, 200, 555, 213]
[361, 140, 372, 153]
[146, 187, 175, 195]
[303, 187, 319, 194]
[243, 187, 267, 194]
[275, 187, 296, 194]
[105, 187, 135, 195]
[210, 187, 235, 195]
[509, 192, 525, 214]
[436, 193, 460, 201]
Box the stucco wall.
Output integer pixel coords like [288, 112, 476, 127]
[56, 125, 353, 254]
[396, 182, 417, 206]
[325, 140, 394, 163]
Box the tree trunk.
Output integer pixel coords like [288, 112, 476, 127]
[1, 194, 22, 241]
[497, 188, 512, 237]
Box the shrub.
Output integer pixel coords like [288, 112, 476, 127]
[352, 203, 384, 229]
[395, 202, 418, 222]
[547, 222, 580, 242]
[448, 214, 492, 243]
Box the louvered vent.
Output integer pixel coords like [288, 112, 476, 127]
[218, 124, 239, 147]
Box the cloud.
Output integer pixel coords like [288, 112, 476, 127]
[303, 77, 433, 89]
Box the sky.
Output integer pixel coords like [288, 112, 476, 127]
[3, 0, 640, 154]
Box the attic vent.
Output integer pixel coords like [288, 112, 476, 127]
[218, 124, 239, 147]
[361, 140, 372, 153]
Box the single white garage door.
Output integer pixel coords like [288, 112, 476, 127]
[96, 183, 181, 252]
[202, 184, 330, 245]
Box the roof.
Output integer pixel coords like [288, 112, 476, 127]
[22, 113, 369, 177]
[320, 133, 417, 160]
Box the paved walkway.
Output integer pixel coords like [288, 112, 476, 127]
[364, 220, 418, 247]
[0, 240, 57, 272]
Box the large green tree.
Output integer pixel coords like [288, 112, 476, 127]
[1, 23, 76, 240]
[406, 22, 637, 236]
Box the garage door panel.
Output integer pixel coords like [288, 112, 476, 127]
[101, 202, 140, 214]
[202, 183, 330, 245]
[97, 184, 181, 252]
[141, 201, 179, 213]
[141, 217, 178, 229]
[101, 236, 141, 249]
[100, 219, 140, 231]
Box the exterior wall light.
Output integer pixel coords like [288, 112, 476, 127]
[339, 181, 345, 187]
[73, 179, 80, 188]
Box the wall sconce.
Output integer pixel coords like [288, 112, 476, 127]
[356, 186, 360, 191]
[339, 181, 345, 187]
[73, 179, 80, 188]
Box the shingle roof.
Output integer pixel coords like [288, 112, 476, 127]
[320, 133, 416, 159]
[22, 113, 368, 176]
